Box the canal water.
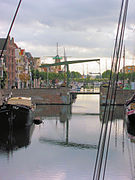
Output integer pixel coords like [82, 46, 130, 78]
[0, 95, 134, 180]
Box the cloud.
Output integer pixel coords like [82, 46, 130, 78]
[0, 0, 135, 72]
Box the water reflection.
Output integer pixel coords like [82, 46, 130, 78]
[36, 104, 98, 150]
[0, 124, 35, 155]
[40, 119, 97, 150]
[100, 105, 125, 121]
[34, 105, 72, 123]
[0, 95, 132, 180]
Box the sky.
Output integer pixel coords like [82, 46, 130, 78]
[0, 0, 135, 74]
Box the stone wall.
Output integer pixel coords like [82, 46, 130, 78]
[1, 87, 134, 106]
[3, 87, 71, 105]
[100, 86, 135, 105]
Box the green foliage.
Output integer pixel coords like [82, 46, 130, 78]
[0, 70, 7, 88]
[102, 70, 111, 78]
[35, 69, 40, 79]
[31, 71, 66, 81]
[40, 71, 47, 80]
[102, 70, 135, 82]
[31, 69, 36, 80]
[69, 71, 81, 78]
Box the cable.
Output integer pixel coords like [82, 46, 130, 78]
[0, 0, 22, 61]
[92, 0, 129, 179]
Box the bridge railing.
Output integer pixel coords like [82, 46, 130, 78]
[70, 87, 100, 93]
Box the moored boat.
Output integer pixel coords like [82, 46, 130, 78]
[126, 94, 135, 123]
[0, 97, 35, 128]
[127, 120, 135, 143]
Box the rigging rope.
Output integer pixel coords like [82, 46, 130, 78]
[92, 1, 125, 178]
[0, 0, 22, 61]
[92, 0, 129, 179]
[102, 2, 129, 178]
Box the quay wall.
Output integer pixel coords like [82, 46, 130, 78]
[100, 86, 135, 105]
[1, 87, 133, 106]
[1, 87, 71, 105]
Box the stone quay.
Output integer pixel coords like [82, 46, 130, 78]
[100, 86, 135, 105]
[0, 87, 73, 105]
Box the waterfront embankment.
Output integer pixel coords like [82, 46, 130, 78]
[0, 87, 72, 105]
[0, 87, 134, 106]
[100, 86, 135, 105]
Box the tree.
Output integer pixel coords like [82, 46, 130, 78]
[35, 69, 40, 79]
[19, 73, 30, 82]
[70, 71, 81, 78]
[31, 69, 36, 81]
[102, 70, 111, 78]
[1, 70, 7, 88]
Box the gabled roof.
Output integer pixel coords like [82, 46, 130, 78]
[25, 52, 33, 59]
[0, 38, 7, 50]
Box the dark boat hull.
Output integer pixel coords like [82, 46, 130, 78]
[127, 114, 135, 123]
[126, 108, 135, 123]
[0, 104, 33, 128]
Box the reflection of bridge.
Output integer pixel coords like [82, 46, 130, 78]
[70, 91, 100, 95]
[70, 88, 100, 95]
[39, 119, 97, 150]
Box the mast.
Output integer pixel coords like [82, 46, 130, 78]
[56, 42, 58, 56]
[123, 45, 125, 87]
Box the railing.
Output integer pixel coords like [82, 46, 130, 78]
[70, 87, 100, 94]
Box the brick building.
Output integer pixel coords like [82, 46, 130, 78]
[0, 37, 33, 89]
[0, 37, 17, 89]
[33, 57, 41, 72]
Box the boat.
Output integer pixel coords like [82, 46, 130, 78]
[0, 96, 35, 128]
[125, 93, 135, 123]
[127, 121, 135, 143]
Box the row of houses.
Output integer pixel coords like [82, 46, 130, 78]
[0, 36, 64, 89]
[0, 36, 42, 89]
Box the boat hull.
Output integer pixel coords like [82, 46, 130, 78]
[0, 104, 33, 129]
[126, 109, 135, 123]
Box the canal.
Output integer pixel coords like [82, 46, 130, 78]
[0, 95, 134, 179]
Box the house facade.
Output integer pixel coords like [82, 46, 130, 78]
[0, 36, 33, 89]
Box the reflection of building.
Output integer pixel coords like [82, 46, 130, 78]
[34, 105, 72, 122]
